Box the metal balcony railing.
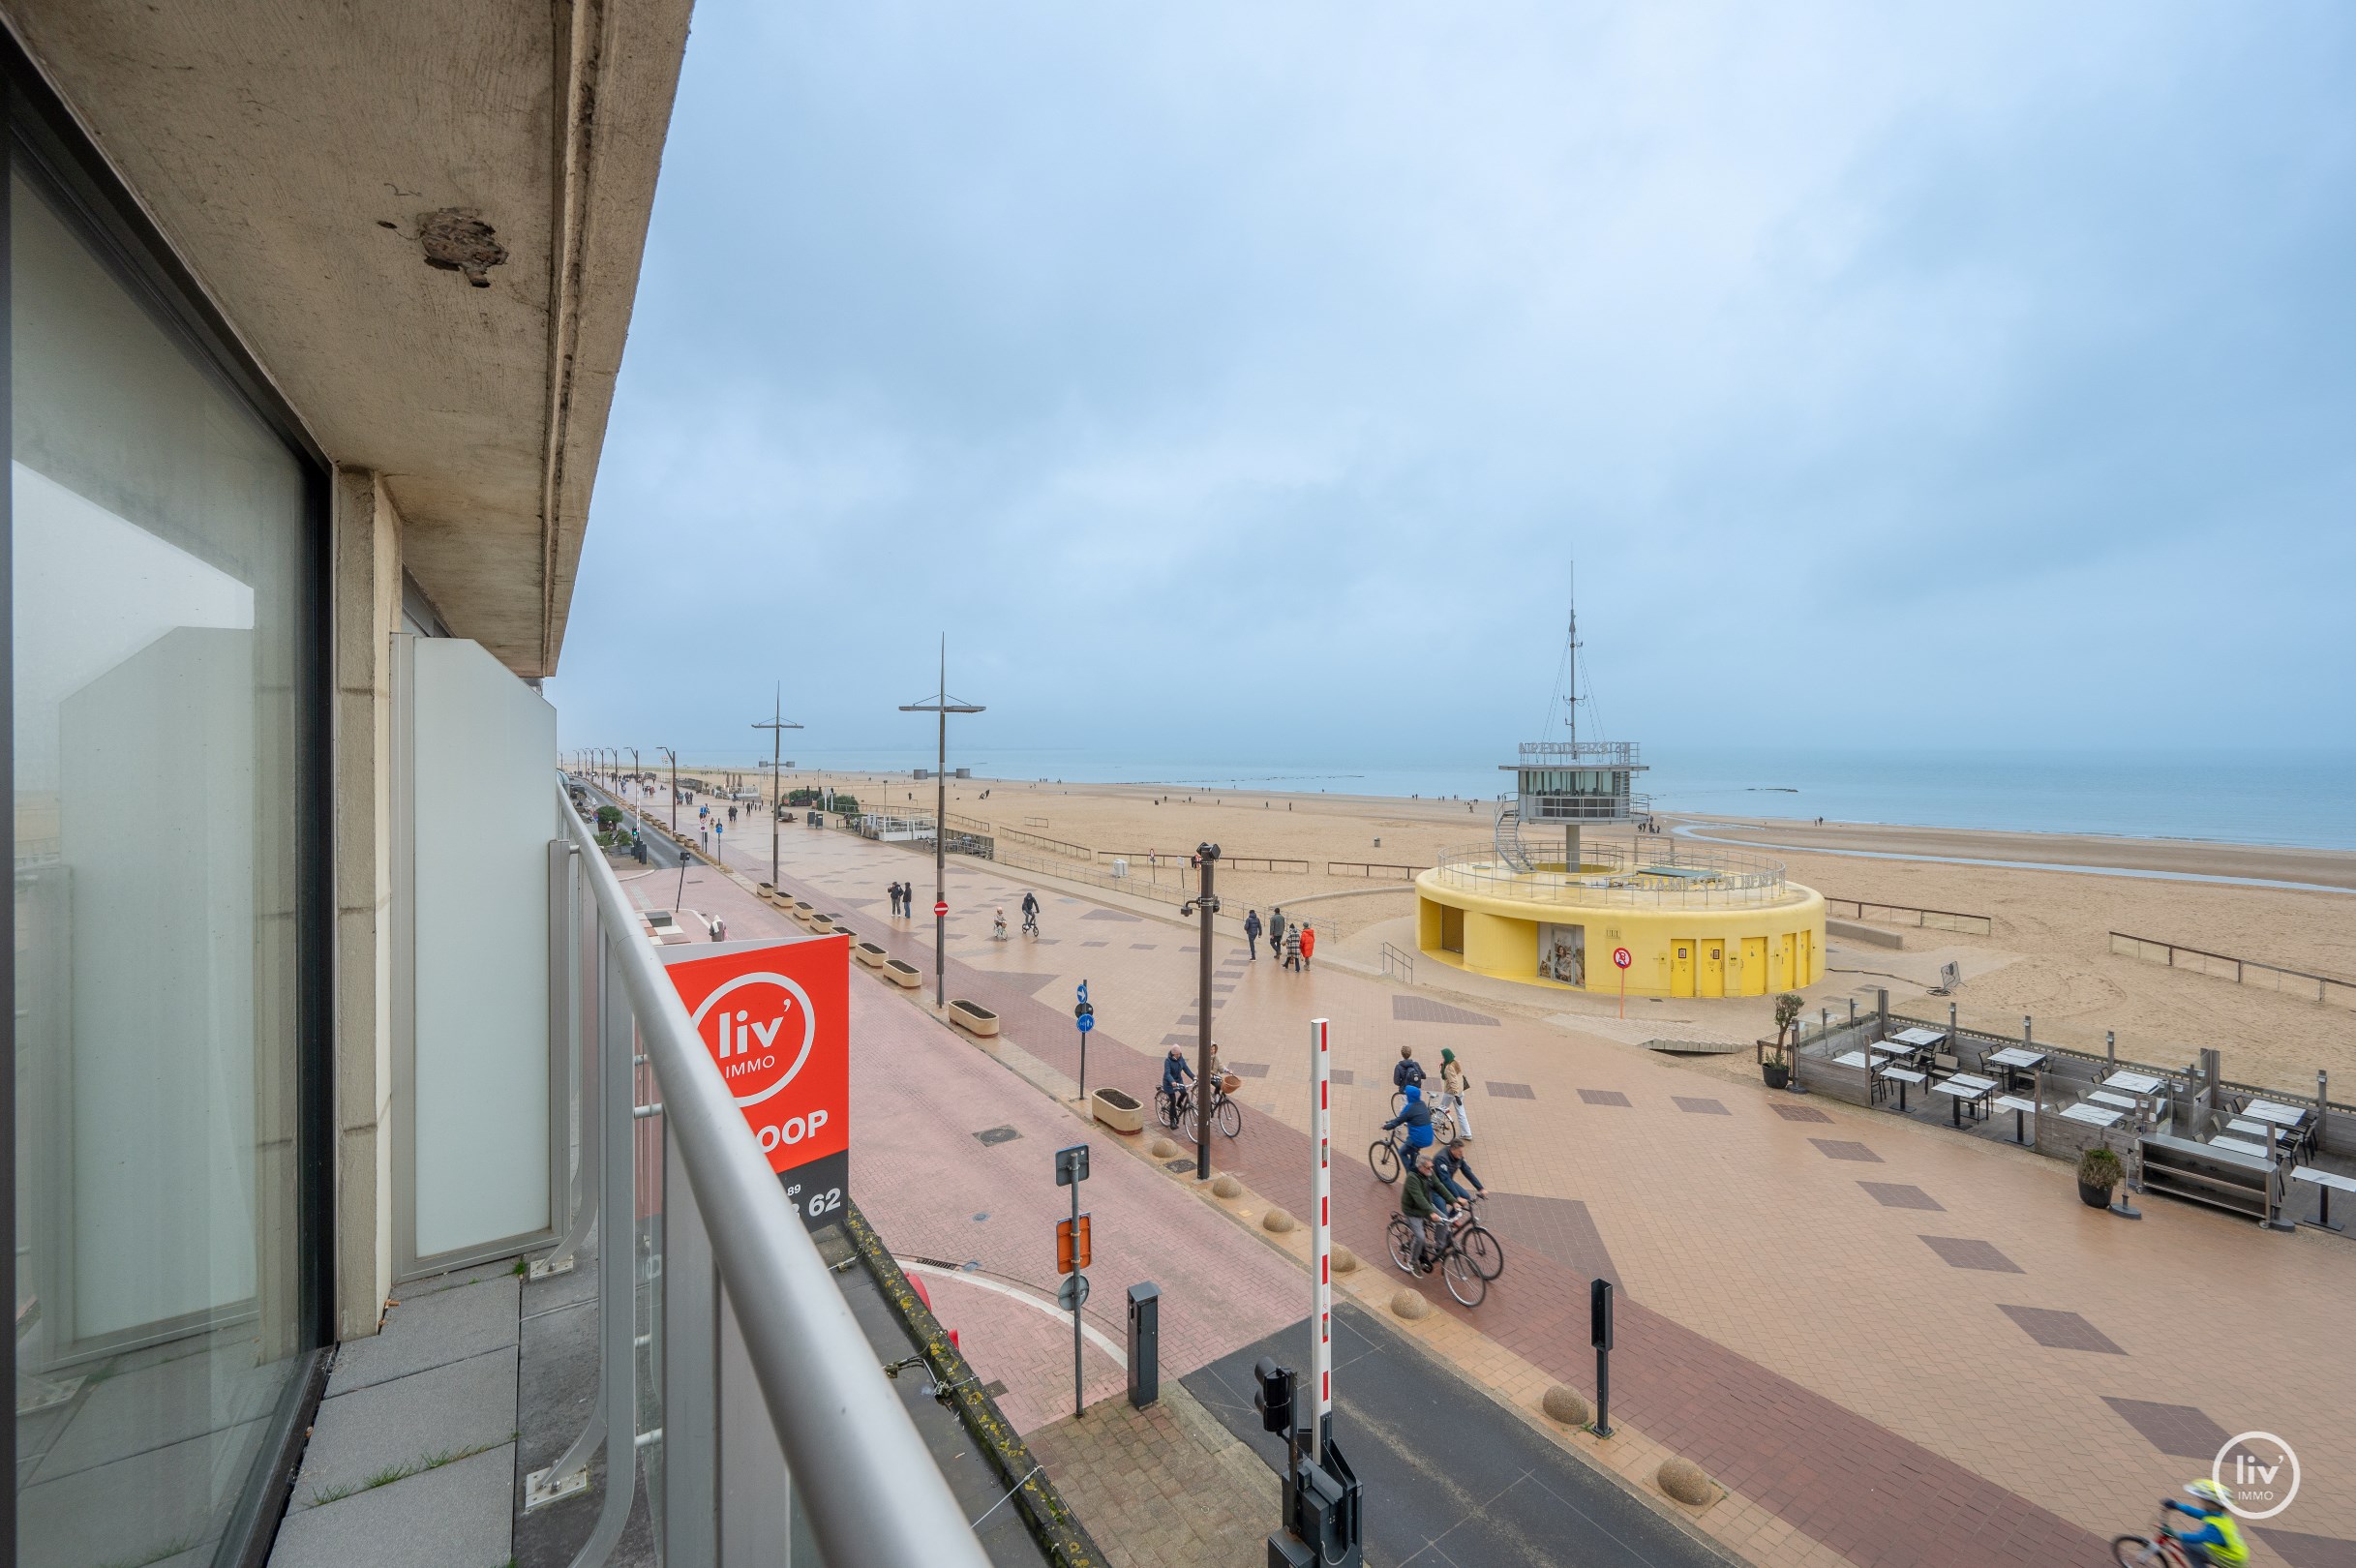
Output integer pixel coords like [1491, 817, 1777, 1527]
[1425, 841, 1790, 908]
[542, 786, 990, 1567]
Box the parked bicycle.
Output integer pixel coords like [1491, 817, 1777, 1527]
[1386, 1210, 1486, 1307]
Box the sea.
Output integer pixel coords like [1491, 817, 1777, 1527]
[771, 747, 2356, 853]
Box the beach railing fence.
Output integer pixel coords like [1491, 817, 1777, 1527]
[1329, 861, 1431, 880]
[2109, 931, 2356, 1011]
[1380, 942, 1415, 983]
[1825, 897, 1993, 936]
[987, 842, 1192, 904]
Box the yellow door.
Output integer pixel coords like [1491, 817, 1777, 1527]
[1440, 907, 1465, 954]
[1741, 936, 1768, 996]
[1796, 927, 1814, 985]
[1699, 940, 1726, 998]
[1670, 940, 1696, 998]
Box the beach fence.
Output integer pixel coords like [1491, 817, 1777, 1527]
[1824, 897, 1993, 936]
[987, 842, 1192, 905]
[2110, 931, 2356, 1011]
[1328, 860, 1430, 880]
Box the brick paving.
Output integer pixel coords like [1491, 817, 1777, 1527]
[706, 820, 2356, 1568]
[1024, 1385, 1278, 1568]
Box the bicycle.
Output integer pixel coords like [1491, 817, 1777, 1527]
[1154, 1083, 1193, 1131]
[1386, 1211, 1486, 1307]
[1156, 1080, 1241, 1141]
[2113, 1521, 2199, 1568]
[1385, 1088, 1457, 1145]
[1021, 912, 1040, 937]
[1452, 1195, 1504, 1281]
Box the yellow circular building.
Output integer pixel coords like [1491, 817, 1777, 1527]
[1415, 843, 1826, 998]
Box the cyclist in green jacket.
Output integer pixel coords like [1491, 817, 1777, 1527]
[1402, 1151, 1442, 1272]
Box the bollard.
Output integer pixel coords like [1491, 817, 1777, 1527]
[2107, 1031, 2116, 1062]
[1589, 1278, 1616, 1438]
[1127, 1283, 1160, 1407]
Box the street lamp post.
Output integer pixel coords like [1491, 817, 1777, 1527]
[627, 749, 644, 835]
[752, 684, 802, 893]
[658, 747, 679, 835]
[1181, 844, 1222, 1181]
[899, 639, 984, 1010]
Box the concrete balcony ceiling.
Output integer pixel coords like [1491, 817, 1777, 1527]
[5, 0, 692, 677]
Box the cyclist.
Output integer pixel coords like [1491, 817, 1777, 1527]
[1381, 1083, 1436, 1165]
[1019, 890, 1041, 935]
[1401, 1150, 1443, 1272]
[2161, 1481, 2248, 1568]
[991, 907, 1008, 941]
[1431, 1138, 1486, 1211]
[1393, 1044, 1426, 1097]
[1160, 1044, 1195, 1121]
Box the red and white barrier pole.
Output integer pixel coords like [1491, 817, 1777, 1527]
[1310, 1015, 1332, 1463]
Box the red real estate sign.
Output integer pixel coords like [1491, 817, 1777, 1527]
[658, 933, 850, 1229]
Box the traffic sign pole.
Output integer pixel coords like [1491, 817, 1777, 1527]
[1074, 981, 1095, 1102]
[1057, 1145, 1091, 1419]
[1613, 946, 1633, 1020]
[1310, 1017, 1333, 1463]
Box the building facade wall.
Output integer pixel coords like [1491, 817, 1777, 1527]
[1414, 872, 1827, 998]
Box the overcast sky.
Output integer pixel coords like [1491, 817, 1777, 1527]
[551, 2, 2356, 771]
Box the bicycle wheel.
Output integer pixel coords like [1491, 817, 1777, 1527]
[1431, 1108, 1458, 1145]
[1390, 1090, 1406, 1115]
[1460, 1223, 1504, 1282]
[1153, 1090, 1177, 1130]
[1387, 1217, 1416, 1273]
[1369, 1139, 1401, 1185]
[1443, 1247, 1486, 1307]
[1216, 1097, 1242, 1138]
[2113, 1539, 2169, 1568]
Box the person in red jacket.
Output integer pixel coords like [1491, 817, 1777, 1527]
[1299, 922, 1316, 971]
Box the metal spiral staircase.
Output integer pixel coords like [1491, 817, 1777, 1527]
[1493, 804, 1534, 872]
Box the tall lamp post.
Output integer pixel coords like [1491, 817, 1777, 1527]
[658, 747, 679, 834]
[752, 684, 802, 893]
[627, 748, 645, 835]
[1180, 845, 1223, 1180]
[899, 640, 984, 1010]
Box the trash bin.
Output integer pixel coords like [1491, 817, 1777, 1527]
[1126, 1282, 1160, 1407]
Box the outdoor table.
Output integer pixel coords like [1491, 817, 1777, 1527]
[2210, 1135, 2271, 1159]
[1987, 1046, 2046, 1094]
[2291, 1166, 2355, 1233]
[2060, 1102, 2124, 1129]
[2242, 1101, 2309, 1127]
[2227, 1118, 2270, 1137]
[1834, 1050, 1871, 1069]
[1931, 1077, 1993, 1128]
[1947, 1073, 1997, 1093]
[2103, 1070, 2163, 1095]
[1891, 1027, 1946, 1048]
[2088, 1089, 2138, 1112]
[1880, 1066, 1926, 1111]
[1993, 1094, 2037, 1144]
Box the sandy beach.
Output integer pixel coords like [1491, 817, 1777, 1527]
[669, 767, 2356, 1099]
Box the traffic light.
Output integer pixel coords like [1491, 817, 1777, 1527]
[1056, 1214, 1091, 1275]
[1254, 1356, 1295, 1434]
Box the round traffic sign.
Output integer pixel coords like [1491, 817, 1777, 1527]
[1057, 1273, 1090, 1311]
[1077, 1012, 1094, 1034]
[1612, 947, 1633, 970]
[933, 899, 949, 918]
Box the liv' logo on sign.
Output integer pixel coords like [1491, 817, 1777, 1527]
[2212, 1432, 2300, 1521]
[660, 936, 850, 1228]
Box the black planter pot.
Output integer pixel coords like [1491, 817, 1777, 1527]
[1763, 1062, 1792, 1091]
[2077, 1180, 2114, 1210]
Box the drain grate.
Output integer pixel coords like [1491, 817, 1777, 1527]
[973, 1126, 1021, 1146]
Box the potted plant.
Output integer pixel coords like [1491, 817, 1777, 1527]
[2077, 1145, 2123, 1210]
[1760, 991, 1803, 1089]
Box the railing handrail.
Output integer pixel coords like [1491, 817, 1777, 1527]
[561, 797, 989, 1566]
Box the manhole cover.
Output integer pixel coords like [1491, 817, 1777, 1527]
[982, 1380, 1009, 1400]
[1163, 1159, 1194, 1172]
[970, 1213, 989, 1223]
[974, 1126, 1021, 1146]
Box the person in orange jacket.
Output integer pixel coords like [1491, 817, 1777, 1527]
[1299, 922, 1316, 971]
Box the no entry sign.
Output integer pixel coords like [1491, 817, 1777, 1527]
[660, 933, 850, 1229]
[934, 899, 949, 918]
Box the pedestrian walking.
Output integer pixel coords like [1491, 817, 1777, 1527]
[1243, 909, 1262, 959]
[1284, 922, 1302, 972]
[1268, 907, 1287, 961]
[1299, 922, 1315, 971]
[1437, 1047, 1473, 1140]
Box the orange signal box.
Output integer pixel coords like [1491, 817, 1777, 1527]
[1056, 1214, 1092, 1275]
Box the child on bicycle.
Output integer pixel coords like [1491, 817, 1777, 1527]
[2161, 1481, 2248, 1567]
[991, 907, 1008, 941]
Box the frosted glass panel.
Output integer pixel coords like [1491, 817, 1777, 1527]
[12, 162, 311, 1568]
[409, 638, 556, 1257]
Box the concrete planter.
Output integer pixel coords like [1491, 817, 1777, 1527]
[1091, 1087, 1144, 1133]
[853, 942, 888, 969]
[948, 999, 1000, 1038]
[884, 958, 922, 989]
[790, 901, 815, 923]
[757, 882, 774, 900]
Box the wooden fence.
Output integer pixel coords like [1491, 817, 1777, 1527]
[1825, 897, 1992, 936]
[1328, 861, 1430, 879]
[2110, 932, 2356, 1010]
